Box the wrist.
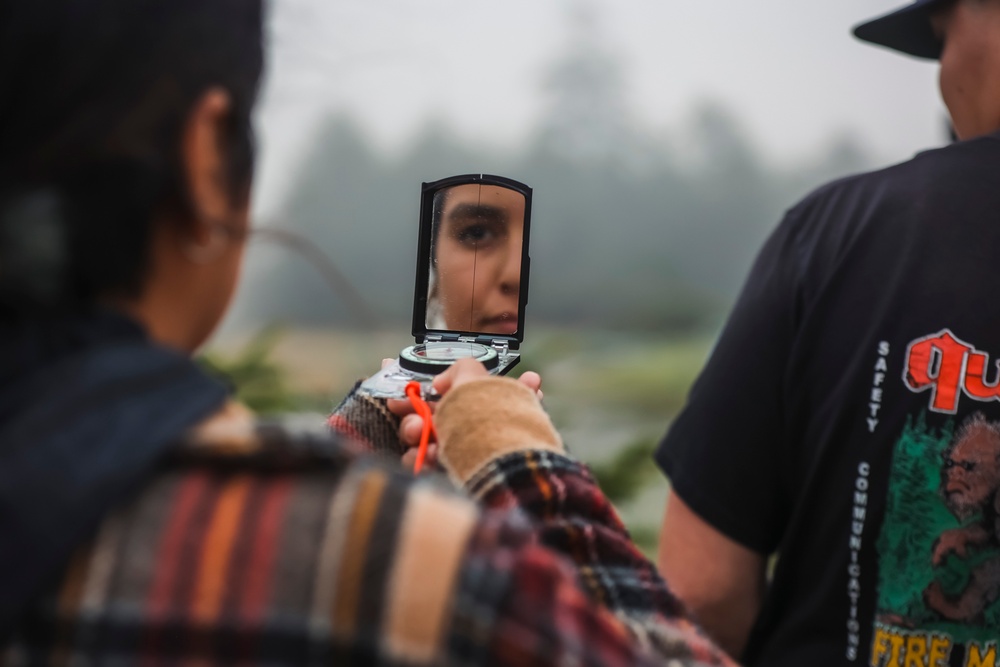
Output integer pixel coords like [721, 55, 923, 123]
[434, 376, 563, 484]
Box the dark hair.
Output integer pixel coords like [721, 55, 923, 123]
[0, 0, 264, 317]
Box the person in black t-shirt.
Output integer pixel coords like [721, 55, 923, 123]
[655, 1, 1000, 665]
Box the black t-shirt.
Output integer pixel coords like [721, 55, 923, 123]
[657, 132, 1000, 667]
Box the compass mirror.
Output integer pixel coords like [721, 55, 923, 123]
[413, 174, 531, 346]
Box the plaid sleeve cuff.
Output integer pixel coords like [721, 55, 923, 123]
[328, 381, 403, 457]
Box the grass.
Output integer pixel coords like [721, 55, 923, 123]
[520, 330, 711, 408]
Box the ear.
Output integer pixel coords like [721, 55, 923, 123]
[181, 88, 234, 244]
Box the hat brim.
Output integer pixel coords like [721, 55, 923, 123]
[853, 0, 947, 60]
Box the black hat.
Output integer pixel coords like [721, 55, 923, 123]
[853, 0, 950, 59]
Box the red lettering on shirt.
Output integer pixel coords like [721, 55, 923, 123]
[899, 329, 1000, 414]
[904, 330, 972, 413]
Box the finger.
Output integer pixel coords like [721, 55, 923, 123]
[432, 358, 490, 395]
[387, 397, 416, 418]
[381, 357, 395, 369]
[431, 365, 457, 396]
[402, 448, 418, 468]
[517, 371, 542, 394]
[399, 413, 425, 448]
[424, 443, 439, 467]
[402, 443, 439, 472]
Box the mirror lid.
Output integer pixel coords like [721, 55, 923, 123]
[411, 173, 532, 351]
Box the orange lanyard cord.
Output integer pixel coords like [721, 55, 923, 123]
[405, 381, 438, 474]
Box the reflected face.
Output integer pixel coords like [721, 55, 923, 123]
[430, 184, 524, 334]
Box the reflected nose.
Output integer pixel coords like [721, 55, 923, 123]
[498, 242, 521, 296]
[498, 223, 523, 294]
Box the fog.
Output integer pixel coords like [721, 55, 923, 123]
[221, 0, 949, 337]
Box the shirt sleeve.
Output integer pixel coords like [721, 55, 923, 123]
[327, 381, 403, 457]
[429, 378, 732, 664]
[655, 209, 807, 554]
[483, 539, 733, 667]
[453, 455, 736, 667]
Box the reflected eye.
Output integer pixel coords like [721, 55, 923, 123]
[452, 220, 504, 249]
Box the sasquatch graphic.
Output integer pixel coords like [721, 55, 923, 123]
[923, 412, 1000, 623]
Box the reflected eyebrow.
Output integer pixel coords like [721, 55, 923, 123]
[446, 203, 507, 223]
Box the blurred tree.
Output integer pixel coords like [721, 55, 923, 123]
[200, 328, 297, 415]
[665, 101, 779, 295]
[245, 1, 875, 335]
[249, 113, 413, 327]
[589, 437, 660, 505]
[532, 1, 638, 165]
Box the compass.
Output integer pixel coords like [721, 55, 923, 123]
[398, 341, 499, 375]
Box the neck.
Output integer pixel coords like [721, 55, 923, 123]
[111, 297, 195, 354]
[113, 217, 225, 355]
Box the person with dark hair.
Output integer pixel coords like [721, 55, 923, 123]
[0, 1, 734, 664]
[655, 1, 1000, 665]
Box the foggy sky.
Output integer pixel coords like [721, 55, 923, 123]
[251, 0, 946, 217]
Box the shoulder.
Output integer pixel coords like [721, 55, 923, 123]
[11, 402, 508, 663]
[785, 159, 912, 228]
[789, 137, 997, 224]
[763, 141, 987, 275]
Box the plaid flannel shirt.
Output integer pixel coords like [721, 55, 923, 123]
[2, 387, 734, 666]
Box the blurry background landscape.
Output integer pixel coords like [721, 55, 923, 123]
[207, 0, 949, 551]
